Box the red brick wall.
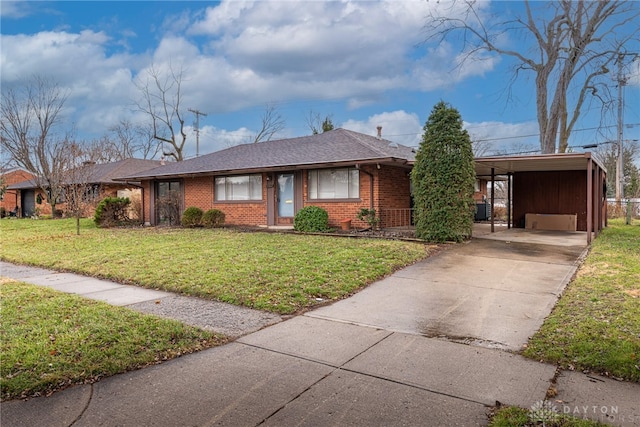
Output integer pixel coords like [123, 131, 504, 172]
[376, 166, 413, 228]
[212, 175, 267, 225]
[175, 175, 268, 226]
[473, 179, 488, 202]
[1, 170, 35, 213]
[184, 177, 214, 209]
[301, 166, 372, 228]
[302, 165, 412, 228]
[142, 166, 413, 228]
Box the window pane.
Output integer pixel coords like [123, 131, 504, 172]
[250, 175, 262, 200]
[308, 168, 359, 200]
[334, 169, 348, 198]
[215, 175, 262, 201]
[317, 170, 334, 198]
[309, 171, 318, 199]
[349, 169, 359, 198]
[215, 177, 225, 201]
[227, 176, 249, 200]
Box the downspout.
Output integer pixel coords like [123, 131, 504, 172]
[141, 183, 146, 226]
[355, 164, 374, 211]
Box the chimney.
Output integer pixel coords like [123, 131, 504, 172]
[160, 156, 166, 166]
[376, 126, 382, 139]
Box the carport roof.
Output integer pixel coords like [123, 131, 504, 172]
[474, 152, 606, 177]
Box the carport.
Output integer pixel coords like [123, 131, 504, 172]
[474, 152, 607, 244]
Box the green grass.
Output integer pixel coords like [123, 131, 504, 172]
[0, 279, 226, 401]
[0, 218, 430, 314]
[489, 406, 606, 427]
[524, 219, 640, 382]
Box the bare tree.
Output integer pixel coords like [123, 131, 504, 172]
[305, 110, 334, 135]
[595, 141, 640, 198]
[62, 143, 95, 234]
[135, 64, 188, 161]
[469, 138, 492, 157]
[0, 76, 71, 217]
[103, 119, 161, 160]
[253, 103, 285, 143]
[424, 0, 640, 154]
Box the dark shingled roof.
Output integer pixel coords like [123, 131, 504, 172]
[119, 128, 416, 180]
[7, 158, 162, 190]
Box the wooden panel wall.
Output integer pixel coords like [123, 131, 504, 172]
[513, 170, 588, 231]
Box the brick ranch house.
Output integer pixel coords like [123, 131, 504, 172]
[1, 168, 36, 216]
[7, 158, 162, 218]
[119, 128, 488, 229]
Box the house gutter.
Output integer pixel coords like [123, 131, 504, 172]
[355, 164, 374, 211]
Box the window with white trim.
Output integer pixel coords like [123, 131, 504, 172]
[308, 168, 359, 200]
[215, 175, 262, 201]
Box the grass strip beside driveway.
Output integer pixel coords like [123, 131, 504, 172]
[524, 219, 640, 382]
[489, 406, 605, 427]
[0, 279, 226, 401]
[0, 219, 431, 314]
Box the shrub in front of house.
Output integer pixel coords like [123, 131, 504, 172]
[181, 207, 204, 228]
[294, 206, 329, 232]
[201, 209, 225, 228]
[94, 197, 131, 228]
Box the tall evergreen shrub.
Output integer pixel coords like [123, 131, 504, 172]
[411, 101, 476, 242]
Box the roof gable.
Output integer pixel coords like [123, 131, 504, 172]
[6, 159, 163, 190]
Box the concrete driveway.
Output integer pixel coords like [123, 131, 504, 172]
[308, 228, 588, 351]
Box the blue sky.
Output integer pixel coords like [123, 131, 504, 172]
[1, 0, 639, 159]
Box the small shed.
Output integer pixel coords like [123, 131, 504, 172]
[474, 153, 607, 244]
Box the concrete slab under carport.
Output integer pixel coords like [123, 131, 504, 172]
[308, 236, 584, 351]
[473, 223, 589, 248]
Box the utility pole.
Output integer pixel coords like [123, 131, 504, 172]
[615, 53, 626, 205]
[188, 108, 207, 157]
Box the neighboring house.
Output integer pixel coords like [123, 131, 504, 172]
[0, 168, 36, 216]
[119, 128, 433, 228]
[7, 159, 162, 218]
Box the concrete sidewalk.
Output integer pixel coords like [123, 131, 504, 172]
[2, 231, 639, 426]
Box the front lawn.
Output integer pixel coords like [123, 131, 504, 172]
[0, 219, 430, 314]
[524, 219, 640, 382]
[0, 279, 225, 400]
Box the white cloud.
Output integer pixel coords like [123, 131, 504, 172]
[0, 1, 35, 18]
[189, 125, 254, 156]
[0, 0, 503, 147]
[342, 110, 422, 147]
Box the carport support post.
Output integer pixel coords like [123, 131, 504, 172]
[490, 168, 495, 233]
[507, 173, 512, 229]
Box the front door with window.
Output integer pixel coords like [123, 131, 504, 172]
[277, 173, 294, 224]
[155, 181, 181, 225]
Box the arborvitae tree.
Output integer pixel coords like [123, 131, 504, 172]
[411, 101, 476, 242]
